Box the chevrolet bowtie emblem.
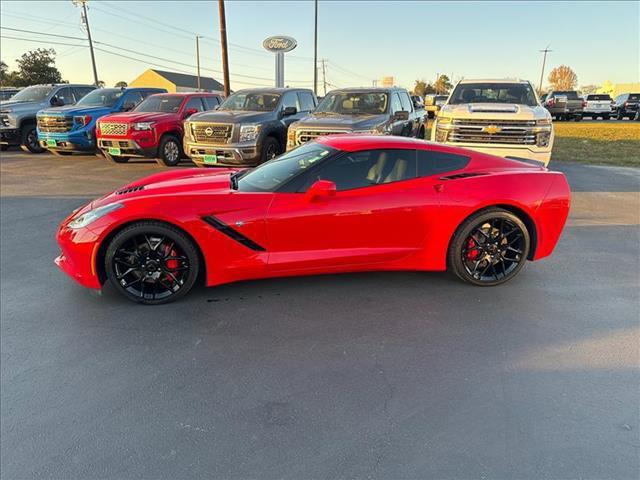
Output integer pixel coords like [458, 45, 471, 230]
[483, 125, 502, 134]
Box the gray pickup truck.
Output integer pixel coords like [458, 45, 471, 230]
[183, 87, 317, 167]
[286, 87, 425, 150]
[0, 83, 95, 152]
[542, 90, 585, 121]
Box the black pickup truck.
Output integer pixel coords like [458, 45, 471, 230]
[286, 87, 425, 150]
[183, 87, 317, 167]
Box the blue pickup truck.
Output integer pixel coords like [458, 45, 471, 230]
[36, 87, 166, 155]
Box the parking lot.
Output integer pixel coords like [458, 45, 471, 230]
[1, 150, 639, 479]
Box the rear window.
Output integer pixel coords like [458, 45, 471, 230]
[586, 94, 611, 101]
[554, 91, 579, 99]
[628, 94, 640, 102]
[417, 150, 470, 177]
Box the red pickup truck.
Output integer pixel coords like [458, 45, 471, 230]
[96, 92, 223, 166]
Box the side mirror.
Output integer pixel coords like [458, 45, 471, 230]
[393, 110, 409, 121]
[282, 106, 297, 116]
[183, 108, 198, 119]
[121, 102, 136, 112]
[305, 179, 336, 201]
[50, 96, 64, 107]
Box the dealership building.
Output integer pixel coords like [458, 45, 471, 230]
[129, 69, 225, 94]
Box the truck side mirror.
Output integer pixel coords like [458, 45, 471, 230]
[393, 110, 409, 121]
[50, 96, 64, 107]
[282, 106, 297, 116]
[183, 108, 198, 119]
[121, 102, 136, 112]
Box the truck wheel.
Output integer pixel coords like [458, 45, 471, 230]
[103, 151, 129, 164]
[617, 112, 624, 120]
[603, 114, 610, 120]
[20, 125, 45, 153]
[574, 115, 582, 122]
[260, 136, 280, 164]
[157, 135, 182, 167]
[417, 126, 426, 139]
[0, 145, 8, 151]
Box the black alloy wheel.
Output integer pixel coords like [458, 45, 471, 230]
[105, 221, 200, 304]
[448, 208, 530, 286]
[21, 125, 44, 153]
[260, 136, 280, 164]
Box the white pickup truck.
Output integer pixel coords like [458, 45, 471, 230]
[431, 79, 554, 165]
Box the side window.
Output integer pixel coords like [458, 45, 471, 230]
[297, 92, 315, 112]
[417, 150, 470, 177]
[390, 93, 403, 114]
[203, 96, 220, 110]
[302, 149, 416, 191]
[281, 91, 300, 111]
[55, 87, 74, 105]
[122, 91, 144, 108]
[399, 92, 413, 112]
[184, 97, 205, 112]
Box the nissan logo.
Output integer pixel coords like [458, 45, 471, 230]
[204, 127, 214, 136]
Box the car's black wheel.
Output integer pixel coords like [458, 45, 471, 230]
[103, 151, 129, 163]
[105, 221, 200, 304]
[157, 134, 182, 166]
[260, 136, 280, 164]
[20, 125, 44, 153]
[417, 126, 426, 139]
[0, 144, 9, 151]
[574, 115, 582, 122]
[617, 112, 624, 120]
[448, 208, 530, 287]
[603, 114, 610, 120]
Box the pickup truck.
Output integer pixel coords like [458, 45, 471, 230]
[287, 87, 424, 150]
[613, 93, 640, 120]
[96, 92, 222, 165]
[542, 90, 585, 121]
[582, 94, 614, 120]
[431, 78, 554, 165]
[0, 83, 95, 152]
[37, 87, 166, 155]
[184, 87, 317, 167]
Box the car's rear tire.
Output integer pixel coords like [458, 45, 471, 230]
[260, 136, 280, 164]
[156, 134, 182, 166]
[448, 208, 530, 287]
[20, 125, 45, 153]
[105, 221, 200, 304]
[103, 151, 129, 163]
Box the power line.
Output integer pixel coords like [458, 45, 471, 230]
[1, 26, 86, 41]
[0, 34, 86, 48]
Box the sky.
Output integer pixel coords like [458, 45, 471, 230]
[0, 0, 638, 92]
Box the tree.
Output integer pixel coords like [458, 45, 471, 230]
[97, 80, 106, 88]
[413, 79, 427, 97]
[0, 60, 21, 87]
[548, 65, 577, 91]
[424, 82, 436, 95]
[115, 81, 128, 88]
[0, 60, 7, 81]
[13, 49, 63, 86]
[434, 74, 452, 94]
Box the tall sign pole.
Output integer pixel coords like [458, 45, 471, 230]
[218, 0, 230, 96]
[195, 35, 202, 91]
[262, 36, 297, 88]
[73, 0, 99, 86]
[313, 0, 318, 95]
[538, 46, 552, 94]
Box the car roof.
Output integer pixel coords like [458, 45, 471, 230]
[148, 92, 221, 96]
[233, 87, 312, 94]
[458, 79, 530, 84]
[327, 87, 405, 93]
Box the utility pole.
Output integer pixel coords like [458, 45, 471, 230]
[372, 79, 377, 87]
[195, 35, 202, 91]
[321, 59, 327, 96]
[73, 0, 99, 86]
[313, 0, 318, 95]
[218, 0, 230, 96]
[538, 46, 552, 94]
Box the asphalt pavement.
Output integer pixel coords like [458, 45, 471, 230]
[1, 150, 639, 479]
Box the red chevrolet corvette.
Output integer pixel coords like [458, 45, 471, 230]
[56, 135, 570, 304]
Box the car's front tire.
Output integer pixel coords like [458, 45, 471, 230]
[20, 125, 45, 153]
[448, 208, 530, 287]
[105, 221, 200, 304]
[157, 134, 182, 167]
[260, 136, 280, 164]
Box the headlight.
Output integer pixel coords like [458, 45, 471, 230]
[68, 203, 123, 229]
[74, 115, 92, 127]
[239, 124, 261, 142]
[287, 128, 297, 145]
[133, 122, 155, 131]
[536, 118, 552, 126]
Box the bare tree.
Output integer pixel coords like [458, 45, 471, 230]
[413, 79, 427, 97]
[548, 65, 578, 91]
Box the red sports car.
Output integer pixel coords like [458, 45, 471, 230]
[56, 135, 570, 304]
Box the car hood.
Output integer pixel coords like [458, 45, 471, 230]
[100, 111, 180, 123]
[293, 113, 388, 130]
[0, 100, 46, 113]
[38, 105, 113, 117]
[92, 168, 240, 209]
[189, 110, 272, 124]
[439, 103, 546, 120]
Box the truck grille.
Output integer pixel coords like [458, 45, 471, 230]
[100, 123, 128, 136]
[38, 116, 73, 133]
[296, 129, 348, 145]
[447, 120, 537, 145]
[193, 123, 233, 144]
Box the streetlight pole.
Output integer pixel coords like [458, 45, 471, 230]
[195, 35, 202, 91]
[218, 0, 231, 97]
[313, 0, 318, 96]
[73, 0, 99, 86]
[539, 46, 552, 94]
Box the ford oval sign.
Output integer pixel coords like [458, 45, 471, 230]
[262, 36, 297, 53]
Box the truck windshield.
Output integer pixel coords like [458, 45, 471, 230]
[237, 143, 335, 192]
[9, 85, 54, 103]
[77, 89, 123, 107]
[219, 92, 280, 112]
[135, 95, 183, 113]
[316, 92, 388, 115]
[449, 83, 538, 106]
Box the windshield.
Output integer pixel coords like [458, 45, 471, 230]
[9, 85, 54, 103]
[449, 83, 538, 106]
[316, 92, 388, 115]
[135, 95, 183, 113]
[77, 88, 123, 107]
[220, 92, 280, 111]
[237, 143, 335, 192]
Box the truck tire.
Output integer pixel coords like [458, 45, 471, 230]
[0, 145, 8, 151]
[617, 112, 624, 120]
[103, 151, 129, 164]
[574, 115, 582, 122]
[603, 114, 610, 120]
[20, 124, 45, 153]
[260, 136, 280, 164]
[157, 134, 182, 167]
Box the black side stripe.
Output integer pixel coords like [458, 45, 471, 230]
[202, 216, 266, 251]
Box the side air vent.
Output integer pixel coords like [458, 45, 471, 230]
[115, 185, 145, 195]
[202, 216, 266, 251]
[439, 172, 486, 180]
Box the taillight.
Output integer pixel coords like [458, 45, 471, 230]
[624, 102, 629, 108]
[73, 115, 92, 127]
[548, 99, 555, 107]
[582, 100, 587, 108]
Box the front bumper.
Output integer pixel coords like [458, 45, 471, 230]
[97, 137, 157, 158]
[0, 128, 20, 145]
[184, 140, 260, 167]
[38, 130, 96, 153]
[453, 144, 552, 165]
[55, 224, 102, 289]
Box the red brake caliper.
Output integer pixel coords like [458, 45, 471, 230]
[466, 237, 479, 260]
